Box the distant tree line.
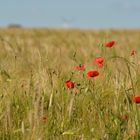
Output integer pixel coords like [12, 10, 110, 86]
[7, 24, 22, 28]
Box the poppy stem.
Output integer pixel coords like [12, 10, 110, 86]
[126, 62, 135, 95]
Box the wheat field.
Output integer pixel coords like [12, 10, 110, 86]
[0, 28, 140, 140]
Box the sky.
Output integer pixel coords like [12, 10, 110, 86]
[0, 0, 140, 29]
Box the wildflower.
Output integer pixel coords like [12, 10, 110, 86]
[42, 115, 48, 123]
[131, 49, 137, 56]
[74, 64, 85, 71]
[105, 41, 115, 48]
[94, 57, 104, 68]
[119, 114, 128, 121]
[65, 80, 75, 89]
[132, 95, 140, 104]
[87, 70, 99, 78]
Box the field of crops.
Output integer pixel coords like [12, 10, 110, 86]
[0, 28, 140, 140]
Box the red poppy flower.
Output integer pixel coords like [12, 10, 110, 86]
[105, 41, 115, 48]
[131, 50, 137, 56]
[74, 64, 85, 71]
[94, 57, 104, 68]
[87, 70, 99, 78]
[132, 95, 140, 104]
[65, 80, 75, 89]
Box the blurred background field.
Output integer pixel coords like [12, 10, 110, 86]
[0, 29, 140, 139]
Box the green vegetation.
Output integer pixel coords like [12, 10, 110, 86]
[0, 28, 140, 140]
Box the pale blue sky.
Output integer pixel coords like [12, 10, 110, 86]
[0, 0, 140, 28]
